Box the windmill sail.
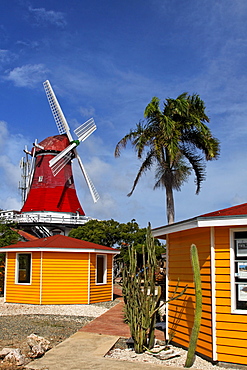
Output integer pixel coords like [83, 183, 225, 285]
[43, 80, 100, 203]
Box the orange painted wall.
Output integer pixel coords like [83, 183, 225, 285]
[5, 251, 114, 305]
[167, 227, 213, 360]
[5, 251, 41, 304]
[214, 227, 247, 365]
[41, 252, 89, 304]
[89, 253, 113, 303]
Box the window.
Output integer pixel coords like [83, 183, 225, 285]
[17, 254, 31, 284]
[38, 176, 43, 182]
[96, 255, 106, 284]
[231, 231, 247, 312]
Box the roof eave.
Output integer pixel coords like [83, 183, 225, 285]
[152, 215, 247, 238]
[1, 247, 120, 255]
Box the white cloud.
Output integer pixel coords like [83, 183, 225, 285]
[0, 50, 15, 66]
[0, 121, 28, 211]
[79, 106, 96, 118]
[4, 64, 49, 87]
[28, 6, 67, 27]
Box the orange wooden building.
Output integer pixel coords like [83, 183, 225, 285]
[2, 235, 119, 304]
[152, 203, 247, 367]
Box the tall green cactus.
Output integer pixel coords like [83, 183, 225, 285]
[185, 244, 202, 367]
[121, 224, 187, 354]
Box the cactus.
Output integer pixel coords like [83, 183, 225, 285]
[121, 224, 187, 354]
[185, 244, 202, 368]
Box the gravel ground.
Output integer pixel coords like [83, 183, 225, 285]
[0, 297, 118, 370]
[106, 338, 239, 370]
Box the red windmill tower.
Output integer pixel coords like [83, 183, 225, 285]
[18, 80, 99, 237]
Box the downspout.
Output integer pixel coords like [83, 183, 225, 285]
[210, 227, 217, 362]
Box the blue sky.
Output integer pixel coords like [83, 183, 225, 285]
[1, 0, 247, 228]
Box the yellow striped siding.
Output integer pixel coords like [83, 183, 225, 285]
[89, 254, 113, 303]
[41, 252, 89, 304]
[5, 252, 41, 304]
[168, 227, 213, 359]
[214, 227, 247, 365]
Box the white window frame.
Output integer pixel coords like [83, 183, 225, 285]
[15, 253, 32, 285]
[230, 228, 247, 314]
[96, 254, 107, 285]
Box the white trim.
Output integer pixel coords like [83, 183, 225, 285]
[15, 252, 32, 285]
[210, 227, 217, 362]
[96, 254, 107, 285]
[152, 217, 247, 238]
[4, 252, 8, 302]
[230, 229, 236, 312]
[166, 235, 169, 341]
[40, 251, 43, 304]
[198, 218, 247, 227]
[2, 247, 119, 254]
[88, 253, 90, 304]
[112, 255, 114, 301]
[152, 219, 198, 237]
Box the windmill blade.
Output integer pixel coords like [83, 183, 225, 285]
[43, 80, 73, 141]
[49, 143, 77, 176]
[50, 151, 74, 177]
[27, 144, 37, 195]
[74, 118, 96, 142]
[75, 150, 100, 203]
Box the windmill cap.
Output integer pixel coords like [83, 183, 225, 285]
[32, 134, 70, 154]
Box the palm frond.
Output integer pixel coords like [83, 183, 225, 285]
[127, 150, 155, 196]
[180, 145, 206, 194]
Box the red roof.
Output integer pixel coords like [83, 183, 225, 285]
[200, 203, 247, 218]
[13, 229, 39, 241]
[1, 234, 117, 252]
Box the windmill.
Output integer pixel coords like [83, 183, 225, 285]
[19, 80, 99, 236]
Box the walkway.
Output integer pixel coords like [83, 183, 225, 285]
[26, 285, 175, 370]
[79, 285, 165, 341]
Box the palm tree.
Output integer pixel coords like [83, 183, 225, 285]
[115, 93, 220, 224]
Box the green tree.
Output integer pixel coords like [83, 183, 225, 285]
[69, 219, 165, 264]
[115, 93, 220, 224]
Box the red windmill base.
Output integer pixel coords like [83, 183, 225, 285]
[21, 135, 85, 216]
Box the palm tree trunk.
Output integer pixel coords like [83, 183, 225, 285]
[166, 182, 175, 224]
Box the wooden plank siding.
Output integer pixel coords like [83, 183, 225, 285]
[5, 252, 41, 304]
[89, 254, 113, 303]
[167, 228, 213, 359]
[41, 252, 89, 304]
[214, 227, 247, 366]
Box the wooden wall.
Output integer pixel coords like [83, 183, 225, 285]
[5, 251, 41, 304]
[89, 253, 113, 303]
[168, 227, 213, 360]
[215, 227, 247, 365]
[41, 252, 89, 304]
[5, 251, 114, 305]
